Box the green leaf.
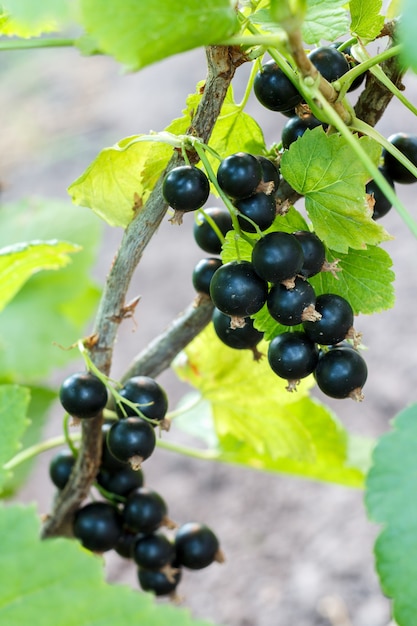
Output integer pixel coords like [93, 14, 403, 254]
[399, 0, 417, 74]
[173, 324, 364, 487]
[0, 385, 30, 492]
[302, 0, 350, 45]
[365, 404, 417, 625]
[0, 240, 79, 314]
[79, 0, 238, 71]
[0, 199, 102, 381]
[0, 0, 73, 36]
[0, 504, 214, 626]
[310, 245, 395, 314]
[280, 128, 391, 253]
[349, 0, 385, 43]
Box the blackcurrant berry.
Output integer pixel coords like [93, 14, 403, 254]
[162, 165, 210, 211]
[308, 46, 350, 83]
[59, 371, 108, 419]
[212, 308, 263, 350]
[314, 346, 367, 400]
[251, 231, 304, 284]
[116, 376, 168, 423]
[302, 293, 354, 345]
[49, 448, 75, 490]
[257, 156, 280, 193]
[281, 114, 324, 150]
[217, 152, 262, 199]
[253, 60, 302, 112]
[366, 167, 395, 220]
[268, 331, 319, 381]
[107, 417, 156, 468]
[192, 257, 222, 296]
[292, 230, 326, 277]
[123, 487, 169, 534]
[73, 501, 122, 553]
[100, 422, 129, 472]
[209, 260, 268, 318]
[382, 133, 417, 184]
[133, 533, 175, 570]
[267, 277, 316, 326]
[235, 191, 276, 232]
[175, 522, 221, 570]
[96, 465, 144, 498]
[138, 566, 181, 596]
[330, 43, 366, 92]
[193, 207, 233, 255]
[114, 528, 138, 559]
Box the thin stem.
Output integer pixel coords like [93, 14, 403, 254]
[4, 433, 81, 471]
[155, 438, 219, 461]
[0, 38, 75, 51]
[237, 59, 259, 110]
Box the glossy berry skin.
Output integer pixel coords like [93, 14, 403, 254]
[97, 465, 144, 498]
[175, 522, 220, 570]
[366, 168, 395, 220]
[115, 529, 137, 559]
[133, 533, 175, 570]
[162, 165, 210, 211]
[123, 487, 168, 534]
[254, 60, 302, 112]
[73, 502, 122, 553]
[116, 376, 168, 422]
[251, 231, 304, 284]
[212, 308, 263, 350]
[315, 346, 368, 399]
[382, 133, 417, 184]
[281, 114, 324, 150]
[235, 192, 276, 233]
[107, 417, 156, 465]
[209, 261, 268, 318]
[330, 43, 365, 92]
[101, 422, 129, 472]
[59, 371, 108, 419]
[217, 152, 262, 199]
[192, 257, 222, 296]
[303, 293, 354, 345]
[293, 230, 326, 278]
[308, 46, 350, 83]
[49, 448, 75, 490]
[268, 331, 319, 380]
[257, 156, 280, 193]
[138, 567, 181, 596]
[267, 277, 316, 326]
[193, 207, 232, 254]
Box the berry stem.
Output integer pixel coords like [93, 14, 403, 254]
[4, 433, 81, 471]
[0, 37, 75, 50]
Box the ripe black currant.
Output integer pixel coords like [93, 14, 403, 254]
[114, 529, 138, 559]
[257, 156, 280, 193]
[162, 165, 210, 211]
[308, 45, 350, 83]
[302, 293, 354, 345]
[101, 422, 129, 472]
[382, 133, 417, 184]
[292, 230, 326, 278]
[267, 277, 317, 326]
[59, 371, 108, 419]
[315, 346, 368, 400]
[174, 522, 221, 570]
[73, 501, 122, 553]
[366, 167, 395, 220]
[49, 448, 75, 490]
[192, 257, 222, 296]
[193, 207, 233, 255]
[96, 465, 144, 498]
[330, 43, 366, 92]
[217, 152, 262, 199]
[209, 260, 268, 318]
[133, 533, 175, 570]
[123, 487, 169, 534]
[281, 114, 324, 150]
[251, 231, 304, 284]
[267, 331, 319, 382]
[212, 308, 263, 351]
[116, 376, 168, 423]
[138, 566, 182, 596]
[235, 191, 276, 233]
[253, 60, 302, 112]
[107, 417, 156, 469]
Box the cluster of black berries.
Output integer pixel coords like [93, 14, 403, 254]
[54, 372, 223, 597]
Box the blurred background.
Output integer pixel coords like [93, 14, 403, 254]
[2, 37, 417, 626]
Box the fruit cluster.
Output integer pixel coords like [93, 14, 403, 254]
[55, 372, 223, 597]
